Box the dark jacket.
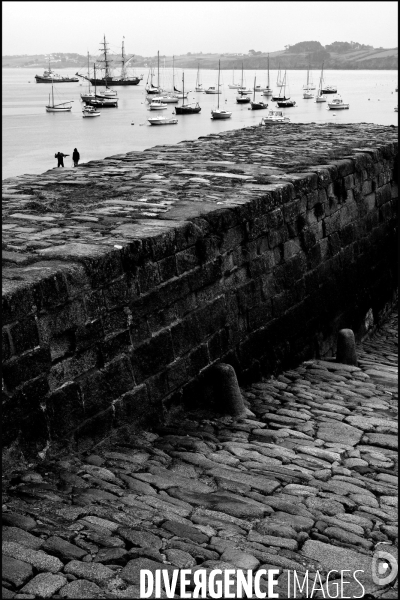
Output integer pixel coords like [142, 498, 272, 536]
[72, 149, 80, 161]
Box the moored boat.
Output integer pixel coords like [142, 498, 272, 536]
[262, 54, 273, 96]
[205, 86, 221, 94]
[251, 76, 268, 110]
[82, 106, 100, 117]
[275, 72, 295, 107]
[148, 99, 168, 110]
[76, 36, 142, 86]
[321, 84, 337, 94]
[45, 81, 73, 112]
[148, 116, 178, 125]
[261, 109, 291, 123]
[211, 60, 232, 120]
[327, 95, 349, 109]
[175, 73, 201, 114]
[36, 59, 79, 83]
[195, 62, 203, 92]
[315, 63, 327, 103]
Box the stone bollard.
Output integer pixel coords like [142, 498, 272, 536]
[212, 363, 246, 418]
[336, 329, 358, 366]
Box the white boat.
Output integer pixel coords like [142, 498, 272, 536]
[303, 63, 315, 98]
[149, 95, 178, 104]
[205, 86, 221, 94]
[236, 63, 251, 104]
[262, 54, 273, 96]
[84, 64, 118, 107]
[146, 51, 163, 95]
[148, 99, 168, 110]
[328, 95, 349, 109]
[195, 62, 203, 92]
[148, 116, 178, 125]
[45, 81, 73, 112]
[315, 63, 327, 103]
[261, 110, 290, 123]
[228, 65, 242, 89]
[211, 60, 232, 120]
[82, 106, 100, 117]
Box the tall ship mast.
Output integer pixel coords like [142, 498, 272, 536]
[76, 35, 143, 86]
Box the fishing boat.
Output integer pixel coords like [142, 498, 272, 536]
[195, 62, 203, 92]
[148, 116, 178, 125]
[276, 72, 296, 107]
[36, 58, 79, 83]
[262, 54, 273, 96]
[175, 73, 201, 114]
[148, 99, 168, 110]
[45, 81, 73, 112]
[327, 95, 349, 109]
[303, 63, 315, 98]
[236, 64, 251, 104]
[211, 60, 232, 120]
[82, 105, 100, 118]
[228, 65, 242, 89]
[76, 36, 142, 86]
[315, 63, 327, 103]
[251, 76, 268, 110]
[261, 110, 291, 123]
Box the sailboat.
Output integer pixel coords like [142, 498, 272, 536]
[195, 62, 203, 92]
[236, 63, 251, 104]
[303, 62, 315, 98]
[147, 51, 178, 103]
[276, 72, 296, 107]
[168, 56, 188, 99]
[145, 65, 162, 94]
[315, 63, 327, 103]
[262, 53, 273, 96]
[251, 76, 268, 110]
[211, 60, 232, 119]
[175, 72, 201, 114]
[228, 64, 242, 89]
[271, 64, 289, 101]
[84, 64, 118, 107]
[76, 36, 142, 86]
[45, 80, 73, 112]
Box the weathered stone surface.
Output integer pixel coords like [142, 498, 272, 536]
[20, 573, 67, 598]
[120, 558, 175, 585]
[2, 542, 63, 573]
[59, 580, 105, 598]
[42, 536, 87, 561]
[2, 555, 33, 587]
[63, 560, 114, 584]
[317, 421, 363, 445]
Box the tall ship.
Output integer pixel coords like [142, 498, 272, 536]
[35, 59, 79, 83]
[76, 36, 142, 86]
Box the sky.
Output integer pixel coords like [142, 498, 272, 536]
[2, 1, 398, 57]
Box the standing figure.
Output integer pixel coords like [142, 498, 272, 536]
[72, 148, 80, 167]
[55, 152, 69, 167]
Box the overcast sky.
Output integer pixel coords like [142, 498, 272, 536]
[2, 1, 398, 57]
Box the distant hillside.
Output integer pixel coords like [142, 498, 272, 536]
[3, 42, 398, 70]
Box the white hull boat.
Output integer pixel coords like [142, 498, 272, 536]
[148, 116, 178, 125]
[45, 82, 73, 112]
[149, 100, 168, 110]
[261, 109, 290, 123]
[328, 95, 349, 109]
[82, 106, 100, 117]
[315, 62, 327, 103]
[205, 86, 221, 94]
[149, 95, 179, 103]
[211, 60, 232, 120]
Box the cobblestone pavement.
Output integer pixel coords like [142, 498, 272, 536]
[2, 312, 397, 599]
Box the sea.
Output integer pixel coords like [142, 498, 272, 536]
[2, 67, 398, 180]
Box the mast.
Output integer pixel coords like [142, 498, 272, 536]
[217, 60, 220, 109]
[267, 53, 270, 88]
[253, 76, 256, 102]
[241, 62, 244, 88]
[121, 38, 126, 79]
[157, 50, 160, 89]
[51, 82, 54, 107]
[172, 55, 174, 91]
[182, 72, 184, 106]
[94, 63, 97, 98]
[99, 35, 111, 82]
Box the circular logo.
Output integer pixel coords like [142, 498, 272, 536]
[371, 550, 398, 586]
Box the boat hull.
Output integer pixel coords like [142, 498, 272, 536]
[328, 104, 349, 109]
[89, 78, 141, 86]
[251, 102, 268, 110]
[211, 110, 232, 119]
[46, 106, 72, 112]
[236, 97, 250, 104]
[321, 88, 337, 94]
[148, 118, 178, 125]
[36, 76, 79, 83]
[175, 106, 201, 114]
[276, 100, 296, 107]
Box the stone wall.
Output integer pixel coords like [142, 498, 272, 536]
[2, 123, 398, 452]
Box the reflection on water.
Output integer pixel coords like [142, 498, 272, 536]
[2, 67, 398, 180]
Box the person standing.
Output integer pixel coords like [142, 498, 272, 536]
[55, 151, 69, 167]
[72, 148, 80, 167]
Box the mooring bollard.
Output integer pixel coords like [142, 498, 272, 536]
[336, 328, 358, 366]
[212, 363, 246, 417]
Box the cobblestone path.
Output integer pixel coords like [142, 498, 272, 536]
[2, 313, 397, 599]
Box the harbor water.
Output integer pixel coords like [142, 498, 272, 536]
[2, 67, 397, 180]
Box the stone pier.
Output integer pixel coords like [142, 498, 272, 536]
[2, 123, 398, 452]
